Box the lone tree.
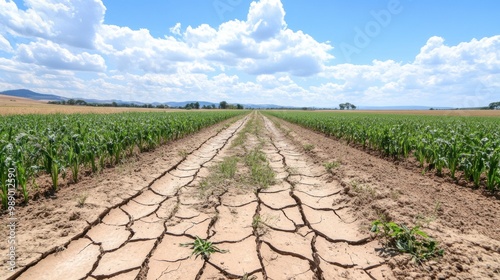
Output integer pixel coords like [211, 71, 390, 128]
[339, 102, 356, 110]
[219, 101, 228, 109]
[489, 101, 500, 109]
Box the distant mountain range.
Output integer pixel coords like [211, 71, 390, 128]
[1, 88, 456, 110]
[1, 89, 66, 101]
[0, 89, 288, 109]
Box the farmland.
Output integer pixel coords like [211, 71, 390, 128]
[0, 94, 185, 115]
[265, 111, 500, 191]
[0, 111, 247, 208]
[1, 109, 499, 280]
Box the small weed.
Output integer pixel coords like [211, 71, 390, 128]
[198, 156, 239, 197]
[76, 193, 88, 208]
[390, 189, 402, 200]
[252, 214, 269, 235]
[178, 149, 189, 159]
[180, 236, 228, 260]
[351, 180, 376, 196]
[245, 149, 275, 189]
[324, 161, 340, 172]
[242, 273, 257, 280]
[303, 144, 314, 152]
[252, 215, 263, 230]
[199, 180, 210, 192]
[371, 220, 444, 264]
[218, 157, 238, 179]
[232, 117, 255, 147]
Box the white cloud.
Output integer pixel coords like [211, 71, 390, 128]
[247, 0, 286, 41]
[96, 25, 198, 73]
[15, 40, 106, 72]
[0, 0, 499, 108]
[0, 34, 12, 52]
[0, 0, 105, 49]
[318, 35, 500, 107]
[169, 23, 182, 36]
[93, 0, 332, 76]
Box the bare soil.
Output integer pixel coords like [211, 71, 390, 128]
[2, 111, 499, 280]
[268, 115, 500, 279]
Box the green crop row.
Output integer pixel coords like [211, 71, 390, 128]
[0, 111, 247, 208]
[265, 111, 500, 191]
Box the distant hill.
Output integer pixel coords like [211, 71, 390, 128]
[1, 89, 66, 101]
[0, 89, 288, 109]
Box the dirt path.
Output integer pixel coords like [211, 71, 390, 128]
[8, 112, 396, 280]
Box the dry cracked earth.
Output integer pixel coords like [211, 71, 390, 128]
[7, 112, 394, 280]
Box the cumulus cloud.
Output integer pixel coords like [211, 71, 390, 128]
[0, 34, 12, 52]
[93, 0, 333, 76]
[169, 23, 182, 36]
[319, 35, 500, 107]
[15, 40, 106, 72]
[0, 0, 499, 108]
[96, 25, 198, 73]
[195, 0, 333, 76]
[0, 0, 105, 49]
[247, 0, 286, 41]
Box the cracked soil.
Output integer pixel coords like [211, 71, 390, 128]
[2, 111, 499, 280]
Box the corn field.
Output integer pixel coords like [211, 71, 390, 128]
[0, 111, 246, 208]
[265, 111, 500, 191]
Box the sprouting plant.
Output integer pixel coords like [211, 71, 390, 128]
[303, 143, 314, 152]
[178, 149, 189, 159]
[245, 149, 275, 189]
[252, 215, 269, 235]
[77, 192, 88, 207]
[324, 161, 340, 172]
[180, 236, 228, 260]
[241, 273, 257, 280]
[219, 157, 238, 179]
[252, 215, 263, 230]
[371, 220, 444, 263]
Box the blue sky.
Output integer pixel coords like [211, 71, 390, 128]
[0, 0, 499, 107]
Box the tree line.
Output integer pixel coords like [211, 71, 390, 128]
[48, 99, 245, 110]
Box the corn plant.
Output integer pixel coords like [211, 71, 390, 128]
[180, 236, 228, 260]
[0, 111, 247, 208]
[371, 220, 444, 263]
[265, 111, 500, 191]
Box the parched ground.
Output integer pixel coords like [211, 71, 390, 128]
[266, 114, 500, 279]
[2, 111, 500, 280]
[0, 115, 243, 279]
